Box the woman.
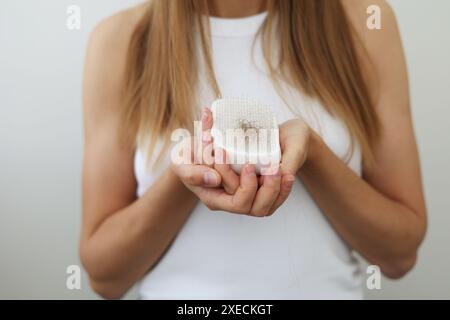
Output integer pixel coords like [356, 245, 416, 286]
[80, 0, 427, 299]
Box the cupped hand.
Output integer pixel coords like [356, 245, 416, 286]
[171, 108, 307, 217]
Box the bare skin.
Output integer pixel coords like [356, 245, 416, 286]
[80, 6, 197, 299]
[80, 0, 426, 298]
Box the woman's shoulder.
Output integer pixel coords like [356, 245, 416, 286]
[87, 3, 148, 59]
[83, 4, 146, 112]
[341, 0, 394, 17]
[340, 0, 402, 102]
[340, 0, 397, 43]
[83, 3, 148, 129]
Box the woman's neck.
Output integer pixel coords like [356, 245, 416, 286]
[208, 0, 267, 18]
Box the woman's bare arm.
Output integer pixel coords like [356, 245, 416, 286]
[80, 8, 197, 299]
[299, 0, 427, 278]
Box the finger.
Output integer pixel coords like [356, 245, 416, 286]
[280, 144, 304, 176]
[198, 107, 214, 166]
[258, 175, 265, 187]
[174, 164, 222, 188]
[201, 107, 213, 131]
[267, 173, 296, 216]
[196, 186, 235, 212]
[214, 148, 240, 194]
[232, 164, 258, 213]
[250, 171, 281, 217]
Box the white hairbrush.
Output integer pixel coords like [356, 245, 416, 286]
[211, 97, 281, 175]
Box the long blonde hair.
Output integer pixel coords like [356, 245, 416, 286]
[123, 0, 379, 168]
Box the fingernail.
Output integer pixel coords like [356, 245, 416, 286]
[245, 164, 256, 175]
[203, 171, 217, 186]
[284, 174, 295, 188]
[201, 108, 209, 123]
[286, 174, 295, 182]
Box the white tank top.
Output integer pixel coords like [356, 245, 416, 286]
[135, 12, 364, 299]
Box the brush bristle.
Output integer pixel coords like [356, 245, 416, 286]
[212, 97, 277, 132]
[211, 97, 279, 155]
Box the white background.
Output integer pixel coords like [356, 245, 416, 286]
[0, 0, 449, 299]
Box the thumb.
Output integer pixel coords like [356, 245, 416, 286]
[280, 144, 306, 176]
